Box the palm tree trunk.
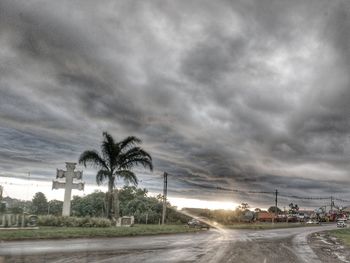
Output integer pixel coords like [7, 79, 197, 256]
[107, 177, 114, 219]
[113, 188, 120, 220]
[104, 193, 110, 218]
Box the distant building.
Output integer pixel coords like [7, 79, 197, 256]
[256, 211, 275, 222]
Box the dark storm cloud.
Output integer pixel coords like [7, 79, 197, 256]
[0, 0, 349, 207]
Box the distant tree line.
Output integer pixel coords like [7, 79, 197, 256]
[1, 186, 190, 224]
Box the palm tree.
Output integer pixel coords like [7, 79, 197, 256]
[79, 132, 153, 219]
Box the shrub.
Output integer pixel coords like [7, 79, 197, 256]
[38, 215, 112, 228]
[90, 217, 112, 227]
[38, 215, 60, 227]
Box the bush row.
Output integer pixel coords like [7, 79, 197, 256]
[38, 215, 112, 227]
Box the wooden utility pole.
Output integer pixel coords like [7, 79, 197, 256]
[0, 185, 3, 202]
[330, 196, 334, 211]
[162, 172, 168, 225]
[274, 189, 278, 222]
[275, 190, 278, 213]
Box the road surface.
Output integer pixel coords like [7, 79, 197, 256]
[0, 225, 340, 263]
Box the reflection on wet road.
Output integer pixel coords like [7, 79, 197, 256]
[0, 225, 336, 262]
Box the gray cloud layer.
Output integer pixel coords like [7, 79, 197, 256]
[1, 0, 349, 208]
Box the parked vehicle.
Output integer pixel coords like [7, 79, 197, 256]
[337, 220, 347, 228]
[297, 213, 305, 221]
[188, 217, 210, 229]
[306, 219, 320, 224]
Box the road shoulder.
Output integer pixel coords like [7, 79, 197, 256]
[309, 231, 350, 263]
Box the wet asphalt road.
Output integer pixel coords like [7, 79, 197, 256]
[0, 225, 337, 263]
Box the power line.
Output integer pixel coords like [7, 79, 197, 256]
[278, 194, 330, 200]
[166, 172, 350, 202]
[216, 186, 273, 194]
[334, 198, 350, 204]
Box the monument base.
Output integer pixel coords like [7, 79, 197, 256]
[116, 216, 134, 227]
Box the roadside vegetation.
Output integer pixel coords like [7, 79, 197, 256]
[3, 187, 191, 224]
[329, 228, 350, 246]
[0, 224, 200, 241]
[38, 215, 112, 227]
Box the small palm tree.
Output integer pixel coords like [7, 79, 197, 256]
[79, 132, 153, 219]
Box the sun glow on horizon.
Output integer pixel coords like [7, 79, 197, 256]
[168, 197, 239, 210]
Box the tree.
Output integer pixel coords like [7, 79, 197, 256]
[48, 200, 63, 216]
[79, 132, 153, 219]
[288, 203, 299, 214]
[239, 203, 250, 211]
[118, 186, 148, 204]
[9, 206, 23, 214]
[71, 191, 106, 217]
[118, 186, 187, 224]
[0, 202, 5, 213]
[118, 185, 188, 224]
[268, 206, 282, 214]
[31, 192, 48, 215]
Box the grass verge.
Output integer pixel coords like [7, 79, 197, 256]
[328, 228, 350, 246]
[222, 223, 320, 230]
[0, 224, 200, 241]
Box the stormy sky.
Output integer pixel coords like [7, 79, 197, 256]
[0, 0, 349, 208]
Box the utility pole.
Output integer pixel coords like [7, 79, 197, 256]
[162, 172, 168, 225]
[0, 185, 3, 213]
[274, 189, 278, 221]
[330, 196, 334, 212]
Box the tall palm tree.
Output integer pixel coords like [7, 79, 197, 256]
[79, 132, 153, 219]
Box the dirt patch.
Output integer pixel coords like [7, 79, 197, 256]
[309, 232, 350, 263]
[220, 238, 299, 263]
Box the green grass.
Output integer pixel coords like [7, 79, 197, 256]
[329, 228, 350, 246]
[0, 224, 200, 241]
[222, 223, 318, 230]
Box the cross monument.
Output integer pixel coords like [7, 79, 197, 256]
[52, 162, 84, 216]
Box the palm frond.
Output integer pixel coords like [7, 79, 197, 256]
[118, 146, 153, 171]
[96, 169, 110, 185]
[119, 147, 152, 162]
[101, 132, 119, 169]
[120, 157, 153, 171]
[115, 170, 138, 186]
[119, 136, 142, 151]
[78, 150, 108, 170]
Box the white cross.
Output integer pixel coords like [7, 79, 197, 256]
[52, 162, 84, 216]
